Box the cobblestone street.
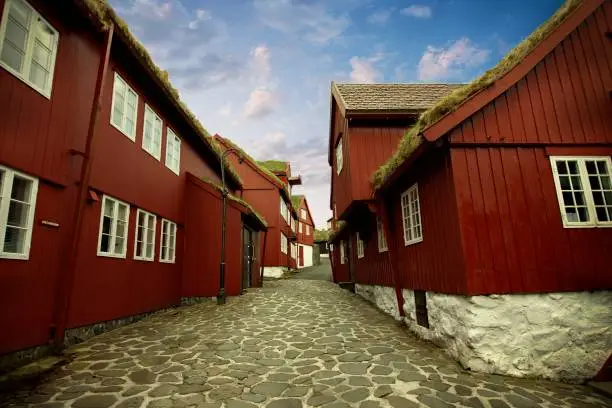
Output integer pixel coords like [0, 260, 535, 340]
[4, 279, 610, 408]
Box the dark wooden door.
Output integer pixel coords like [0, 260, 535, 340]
[242, 227, 254, 291]
[299, 246, 304, 267]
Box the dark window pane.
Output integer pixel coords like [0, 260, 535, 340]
[3, 226, 25, 253]
[574, 192, 585, 206]
[11, 176, 31, 201]
[102, 216, 111, 235]
[566, 207, 578, 222]
[596, 207, 609, 222]
[559, 176, 570, 190]
[597, 161, 608, 174]
[568, 161, 579, 174]
[578, 207, 589, 222]
[602, 176, 611, 190]
[135, 241, 142, 256]
[562, 192, 574, 206]
[604, 191, 612, 205]
[585, 161, 596, 174]
[571, 176, 582, 190]
[100, 234, 110, 252]
[556, 161, 568, 174]
[589, 176, 601, 190]
[593, 192, 604, 205]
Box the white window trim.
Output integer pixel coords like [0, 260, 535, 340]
[300, 208, 307, 220]
[356, 232, 364, 259]
[335, 137, 343, 175]
[133, 209, 156, 261]
[550, 156, 612, 228]
[165, 127, 181, 175]
[377, 217, 388, 253]
[142, 104, 162, 160]
[401, 183, 423, 246]
[298, 221, 303, 233]
[159, 218, 177, 263]
[97, 195, 130, 258]
[339, 240, 345, 264]
[280, 232, 287, 254]
[110, 72, 139, 141]
[0, 0, 59, 99]
[0, 165, 38, 260]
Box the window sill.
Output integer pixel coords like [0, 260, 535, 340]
[404, 237, 423, 246]
[165, 165, 180, 176]
[0, 252, 30, 260]
[0, 62, 52, 100]
[160, 258, 176, 264]
[562, 223, 612, 228]
[134, 257, 155, 262]
[111, 121, 136, 142]
[378, 248, 388, 253]
[143, 147, 161, 161]
[97, 252, 127, 259]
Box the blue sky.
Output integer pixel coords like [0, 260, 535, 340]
[109, 0, 564, 227]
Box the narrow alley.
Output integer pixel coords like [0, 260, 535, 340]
[3, 274, 609, 408]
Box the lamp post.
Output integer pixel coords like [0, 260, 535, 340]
[218, 148, 241, 305]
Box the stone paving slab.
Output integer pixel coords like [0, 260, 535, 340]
[2, 279, 611, 408]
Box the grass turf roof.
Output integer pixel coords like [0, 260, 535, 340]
[80, 0, 241, 186]
[328, 221, 347, 243]
[258, 160, 289, 174]
[291, 195, 303, 209]
[372, 0, 582, 189]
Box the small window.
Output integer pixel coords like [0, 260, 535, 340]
[306, 225, 310, 236]
[298, 221, 303, 233]
[340, 240, 345, 264]
[134, 209, 156, 261]
[401, 183, 423, 246]
[550, 156, 612, 228]
[356, 232, 364, 259]
[0, 0, 59, 98]
[111, 73, 139, 140]
[300, 208, 307, 219]
[377, 217, 388, 252]
[142, 104, 162, 160]
[335, 137, 343, 175]
[98, 195, 130, 258]
[160, 219, 177, 263]
[0, 165, 38, 259]
[165, 128, 181, 175]
[280, 232, 287, 254]
[291, 242, 296, 259]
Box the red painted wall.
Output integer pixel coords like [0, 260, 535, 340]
[330, 233, 350, 283]
[351, 214, 394, 287]
[296, 197, 314, 246]
[330, 100, 352, 218]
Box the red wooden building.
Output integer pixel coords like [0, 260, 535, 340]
[292, 195, 316, 268]
[0, 0, 265, 369]
[214, 136, 301, 278]
[329, 0, 612, 382]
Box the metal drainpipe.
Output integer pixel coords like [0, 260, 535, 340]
[53, 24, 115, 348]
[379, 199, 405, 318]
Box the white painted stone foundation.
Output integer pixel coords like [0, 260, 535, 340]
[262, 266, 287, 278]
[355, 283, 612, 382]
[355, 284, 401, 321]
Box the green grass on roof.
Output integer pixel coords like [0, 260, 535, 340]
[291, 195, 303, 209]
[372, 0, 581, 189]
[258, 160, 288, 174]
[328, 221, 347, 243]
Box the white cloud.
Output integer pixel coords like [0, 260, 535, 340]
[349, 54, 383, 83]
[418, 37, 489, 81]
[243, 88, 277, 119]
[218, 102, 232, 117]
[188, 8, 212, 29]
[367, 9, 392, 25]
[400, 5, 432, 19]
[250, 45, 271, 83]
[129, 0, 173, 20]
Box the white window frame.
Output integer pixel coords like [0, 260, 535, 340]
[335, 137, 343, 175]
[298, 221, 303, 234]
[160, 218, 177, 263]
[550, 156, 612, 228]
[165, 128, 181, 175]
[291, 242, 296, 259]
[300, 208, 307, 220]
[97, 195, 130, 258]
[280, 198, 288, 223]
[280, 232, 287, 254]
[142, 104, 162, 160]
[356, 232, 364, 259]
[0, 0, 59, 99]
[110, 72, 139, 141]
[377, 216, 388, 253]
[401, 183, 423, 246]
[133, 209, 156, 261]
[0, 165, 38, 260]
[306, 225, 310, 236]
[339, 240, 345, 264]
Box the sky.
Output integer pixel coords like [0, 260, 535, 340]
[109, 0, 565, 228]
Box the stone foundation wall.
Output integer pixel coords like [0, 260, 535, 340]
[355, 284, 401, 321]
[263, 266, 287, 278]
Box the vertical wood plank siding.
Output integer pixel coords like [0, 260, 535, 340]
[330, 101, 352, 217]
[448, 3, 612, 294]
[352, 214, 394, 287]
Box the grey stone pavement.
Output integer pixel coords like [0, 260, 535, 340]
[290, 259, 333, 281]
[3, 272, 611, 408]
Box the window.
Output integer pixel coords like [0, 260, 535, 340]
[111, 73, 138, 140]
[280, 232, 287, 254]
[356, 232, 364, 259]
[142, 104, 162, 160]
[335, 137, 343, 175]
[0, 0, 59, 98]
[280, 198, 288, 222]
[550, 156, 612, 227]
[298, 222, 303, 233]
[0, 166, 38, 259]
[339, 240, 346, 264]
[291, 242, 296, 259]
[134, 209, 156, 261]
[306, 225, 310, 235]
[98, 195, 130, 258]
[165, 128, 181, 175]
[300, 208, 306, 219]
[377, 217, 388, 252]
[160, 219, 177, 263]
[401, 183, 423, 245]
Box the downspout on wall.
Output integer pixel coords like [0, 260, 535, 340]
[53, 24, 115, 348]
[377, 198, 405, 318]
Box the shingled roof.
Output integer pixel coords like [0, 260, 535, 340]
[331, 82, 464, 116]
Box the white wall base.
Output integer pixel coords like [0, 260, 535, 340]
[298, 244, 313, 268]
[263, 266, 287, 278]
[355, 284, 401, 321]
[402, 289, 612, 383]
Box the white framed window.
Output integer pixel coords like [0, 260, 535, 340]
[306, 225, 310, 236]
[280, 232, 287, 254]
[335, 137, 343, 175]
[97, 195, 130, 258]
[377, 217, 388, 253]
[339, 240, 345, 264]
[401, 183, 423, 246]
[134, 209, 156, 261]
[291, 242, 296, 259]
[298, 222, 303, 233]
[0, 166, 38, 259]
[142, 104, 162, 160]
[165, 128, 181, 175]
[550, 156, 612, 228]
[356, 232, 364, 259]
[111, 73, 138, 140]
[160, 219, 177, 263]
[280, 198, 288, 222]
[0, 0, 59, 98]
[300, 208, 307, 219]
